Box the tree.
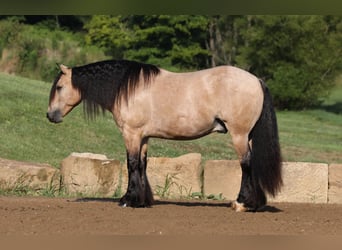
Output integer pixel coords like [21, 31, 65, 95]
[206, 15, 244, 67]
[84, 15, 132, 59]
[85, 15, 210, 70]
[234, 15, 342, 109]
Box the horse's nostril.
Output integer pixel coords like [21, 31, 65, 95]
[46, 110, 62, 123]
[46, 112, 54, 122]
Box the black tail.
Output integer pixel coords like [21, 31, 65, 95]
[250, 80, 282, 199]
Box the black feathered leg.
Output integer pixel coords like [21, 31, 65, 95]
[120, 138, 154, 208]
[140, 151, 154, 207]
[236, 150, 266, 211]
[119, 151, 144, 207]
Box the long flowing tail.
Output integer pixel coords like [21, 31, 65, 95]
[250, 80, 282, 198]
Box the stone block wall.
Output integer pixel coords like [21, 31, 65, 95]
[0, 158, 60, 191]
[60, 152, 121, 197]
[328, 164, 342, 204]
[0, 154, 341, 204]
[270, 162, 328, 203]
[203, 160, 241, 201]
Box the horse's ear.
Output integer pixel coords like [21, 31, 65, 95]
[59, 64, 70, 75]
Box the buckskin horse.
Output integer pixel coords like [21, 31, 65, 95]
[47, 59, 282, 212]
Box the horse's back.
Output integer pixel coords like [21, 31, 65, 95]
[157, 65, 261, 96]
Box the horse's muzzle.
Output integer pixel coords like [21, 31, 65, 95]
[46, 110, 63, 123]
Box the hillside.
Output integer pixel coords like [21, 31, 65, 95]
[0, 73, 341, 167]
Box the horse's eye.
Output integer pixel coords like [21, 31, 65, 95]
[56, 86, 62, 91]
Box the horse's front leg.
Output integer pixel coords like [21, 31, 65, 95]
[119, 134, 153, 208]
[119, 149, 145, 207]
[140, 138, 154, 207]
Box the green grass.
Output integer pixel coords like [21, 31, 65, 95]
[0, 72, 341, 169]
[277, 110, 341, 163]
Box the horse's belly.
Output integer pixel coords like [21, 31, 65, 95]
[149, 115, 219, 140]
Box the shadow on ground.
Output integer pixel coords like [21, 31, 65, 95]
[73, 197, 282, 213]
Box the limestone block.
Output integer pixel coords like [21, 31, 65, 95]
[61, 152, 121, 197]
[121, 153, 202, 199]
[270, 162, 328, 203]
[0, 158, 60, 190]
[328, 164, 342, 204]
[203, 160, 241, 201]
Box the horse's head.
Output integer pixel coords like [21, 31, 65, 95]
[46, 64, 81, 123]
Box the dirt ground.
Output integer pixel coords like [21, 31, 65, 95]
[0, 196, 342, 236]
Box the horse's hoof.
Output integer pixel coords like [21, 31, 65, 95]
[119, 197, 129, 207]
[232, 201, 248, 212]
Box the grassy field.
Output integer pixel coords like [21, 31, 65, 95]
[0, 72, 341, 168]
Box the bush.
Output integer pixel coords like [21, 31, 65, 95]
[0, 19, 107, 82]
[268, 64, 324, 109]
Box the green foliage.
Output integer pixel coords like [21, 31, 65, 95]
[268, 64, 320, 109]
[85, 15, 210, 69]
[0, 18, 107, 81]
[0, 15, 91, 31]
[206, 193, 224, 201]
[84, 15, 131, 58]
[235, 15, 342, 109]
[155, 173, 195, 199]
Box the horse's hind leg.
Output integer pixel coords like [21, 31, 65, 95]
[231, 133, 266, 212]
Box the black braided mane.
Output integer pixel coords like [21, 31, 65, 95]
[70, 59, 160, 118]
